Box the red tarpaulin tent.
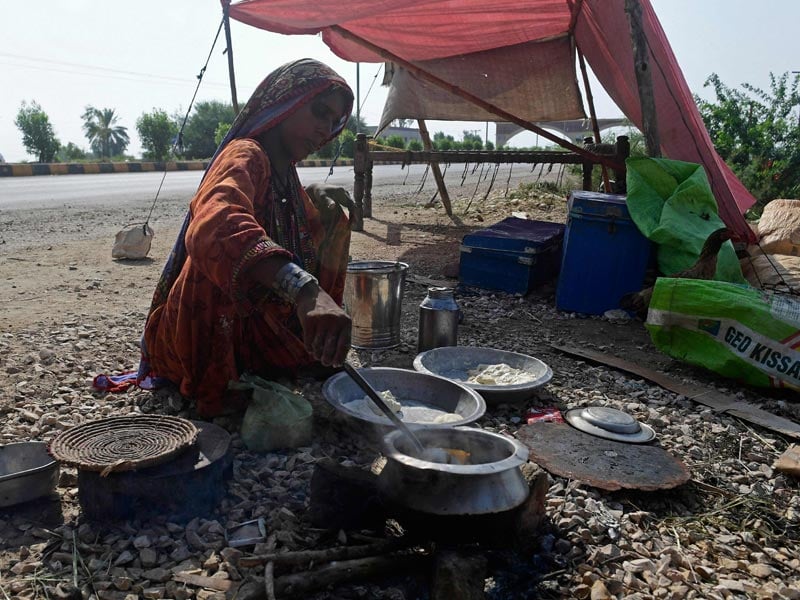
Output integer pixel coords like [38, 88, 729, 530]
[226, 0, 757, 243]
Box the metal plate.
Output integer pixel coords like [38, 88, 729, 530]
[581, 406, 640, 434]
[565, 408, 656, 443]
[412, 346, 552, 405]
[517, 422, 690, 491]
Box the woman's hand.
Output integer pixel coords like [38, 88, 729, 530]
[295, 283, 352, 366]
[305, 184, 354, 230]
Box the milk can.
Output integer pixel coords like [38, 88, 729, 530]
[418, 287, 459, 353]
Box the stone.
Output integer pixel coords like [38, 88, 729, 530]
[139, 548, 158, 568]
[590, 580, 612, 600]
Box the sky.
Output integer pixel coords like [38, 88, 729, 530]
[1, 1, 799, 163]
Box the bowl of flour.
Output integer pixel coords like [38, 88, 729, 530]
[322, 367, 486, 437]
[413, 346, 552, 404]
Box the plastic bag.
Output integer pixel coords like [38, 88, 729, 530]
[646, 278, 800, 391]
[626, 157, 744, 283]
[230, 374, 313, 452]
[112, 224, 154, 260]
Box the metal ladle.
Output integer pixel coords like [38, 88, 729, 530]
[343, 362, 428, 456]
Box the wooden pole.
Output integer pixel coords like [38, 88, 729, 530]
[417, 119, 453, 217]
[352, 133, 367, 231]
[221, 1, 239, 113]
[577, 47, 611, 192]
[356, 63, 361, 132]
[329, 25, 623, 171]
[624, 0, 660, 157]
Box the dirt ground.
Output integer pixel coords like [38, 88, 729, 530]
[0, 170, 795, 418]
[0, 172, 732, 380]
[2, 170, 800, 599]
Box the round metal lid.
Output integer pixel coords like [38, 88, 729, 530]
[581, 406, 641, 434]
[565, 408, 656, 444]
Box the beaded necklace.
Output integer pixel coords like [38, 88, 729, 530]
[267, 170, 317, 274]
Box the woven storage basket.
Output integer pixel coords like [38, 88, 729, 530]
[49, 415, 198, 476]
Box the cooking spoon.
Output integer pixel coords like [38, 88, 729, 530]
[342, 362, 430, 457]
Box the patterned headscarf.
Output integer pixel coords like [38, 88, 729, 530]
[217, 58, 353, 156]
[151, 58, 353, 305]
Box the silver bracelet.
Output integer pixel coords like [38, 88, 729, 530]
[272, 262, 318, 303]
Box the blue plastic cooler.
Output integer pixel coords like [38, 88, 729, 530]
[459, 217, 565, 294]
[556, 191, 652, 314]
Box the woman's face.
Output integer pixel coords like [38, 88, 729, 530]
[277, 90, 349, 162]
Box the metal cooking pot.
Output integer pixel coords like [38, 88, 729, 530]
[0, 442, 59, 507]
[378, 427, 530, 515]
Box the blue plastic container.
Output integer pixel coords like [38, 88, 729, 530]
[459, 217, 565, 294]
[556, 191, 652, 314]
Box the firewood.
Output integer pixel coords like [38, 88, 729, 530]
[273, 554, 427, 598]
[431, 550, 487, 600]
[264, 532, 277, 600]
[241, 537, 409, 568]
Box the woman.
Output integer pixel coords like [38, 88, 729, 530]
[139, 59, 355, 417]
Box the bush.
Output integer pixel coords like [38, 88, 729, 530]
[338, 129, 356, 158]
[696, 72, 800, 205]
[386, 135, 406, 149]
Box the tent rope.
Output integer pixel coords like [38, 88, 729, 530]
[460, 162, 470, 186]
[358, 64, 383, 117]
[414, 164, 430, 194]
[504, 162, 514, 196]
[141, 15, 226, 230]
[463, 163, 487, 213]
[479, 162, 500, 203]
[740, 240, 797, 295]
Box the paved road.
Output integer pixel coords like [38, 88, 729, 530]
[0, 162, 564, 251]
[0, 161, 562, 210]
[0, 165, 362, 210]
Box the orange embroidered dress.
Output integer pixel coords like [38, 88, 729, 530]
[137, 60, 353, 417]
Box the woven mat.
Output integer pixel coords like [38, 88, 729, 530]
[49, 415, 199, 475]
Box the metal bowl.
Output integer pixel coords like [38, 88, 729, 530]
[322, 367, 485, 436]
[0, 442, 59, 507]
[413, 346, 553, 405]
[379, 426, 530, 515]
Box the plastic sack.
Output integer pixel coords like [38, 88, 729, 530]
[646, 277, 800, 391]
[230, 374, 313, 452]
[754, 199, 800, 256]
[112, 224, 154, 260]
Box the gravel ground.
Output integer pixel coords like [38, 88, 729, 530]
[1, 166, 799, 599]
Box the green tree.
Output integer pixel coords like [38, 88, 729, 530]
[385, 134, 406, 149]
[432, 131, 455, 151]
[14, 101, 60, 163]
[214, 122, 231, 147]
[345, 114, 368, 134]
[82, 106, 129, 159]
[407, 139, 423, 151]
[57, 142, 87, 162]
[462, 130, 483, 150]
[696, 72, 800, 204]
[337, 129, 356, 158]
[136, 109, 178, 161]
[182, 100, 235, 159]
